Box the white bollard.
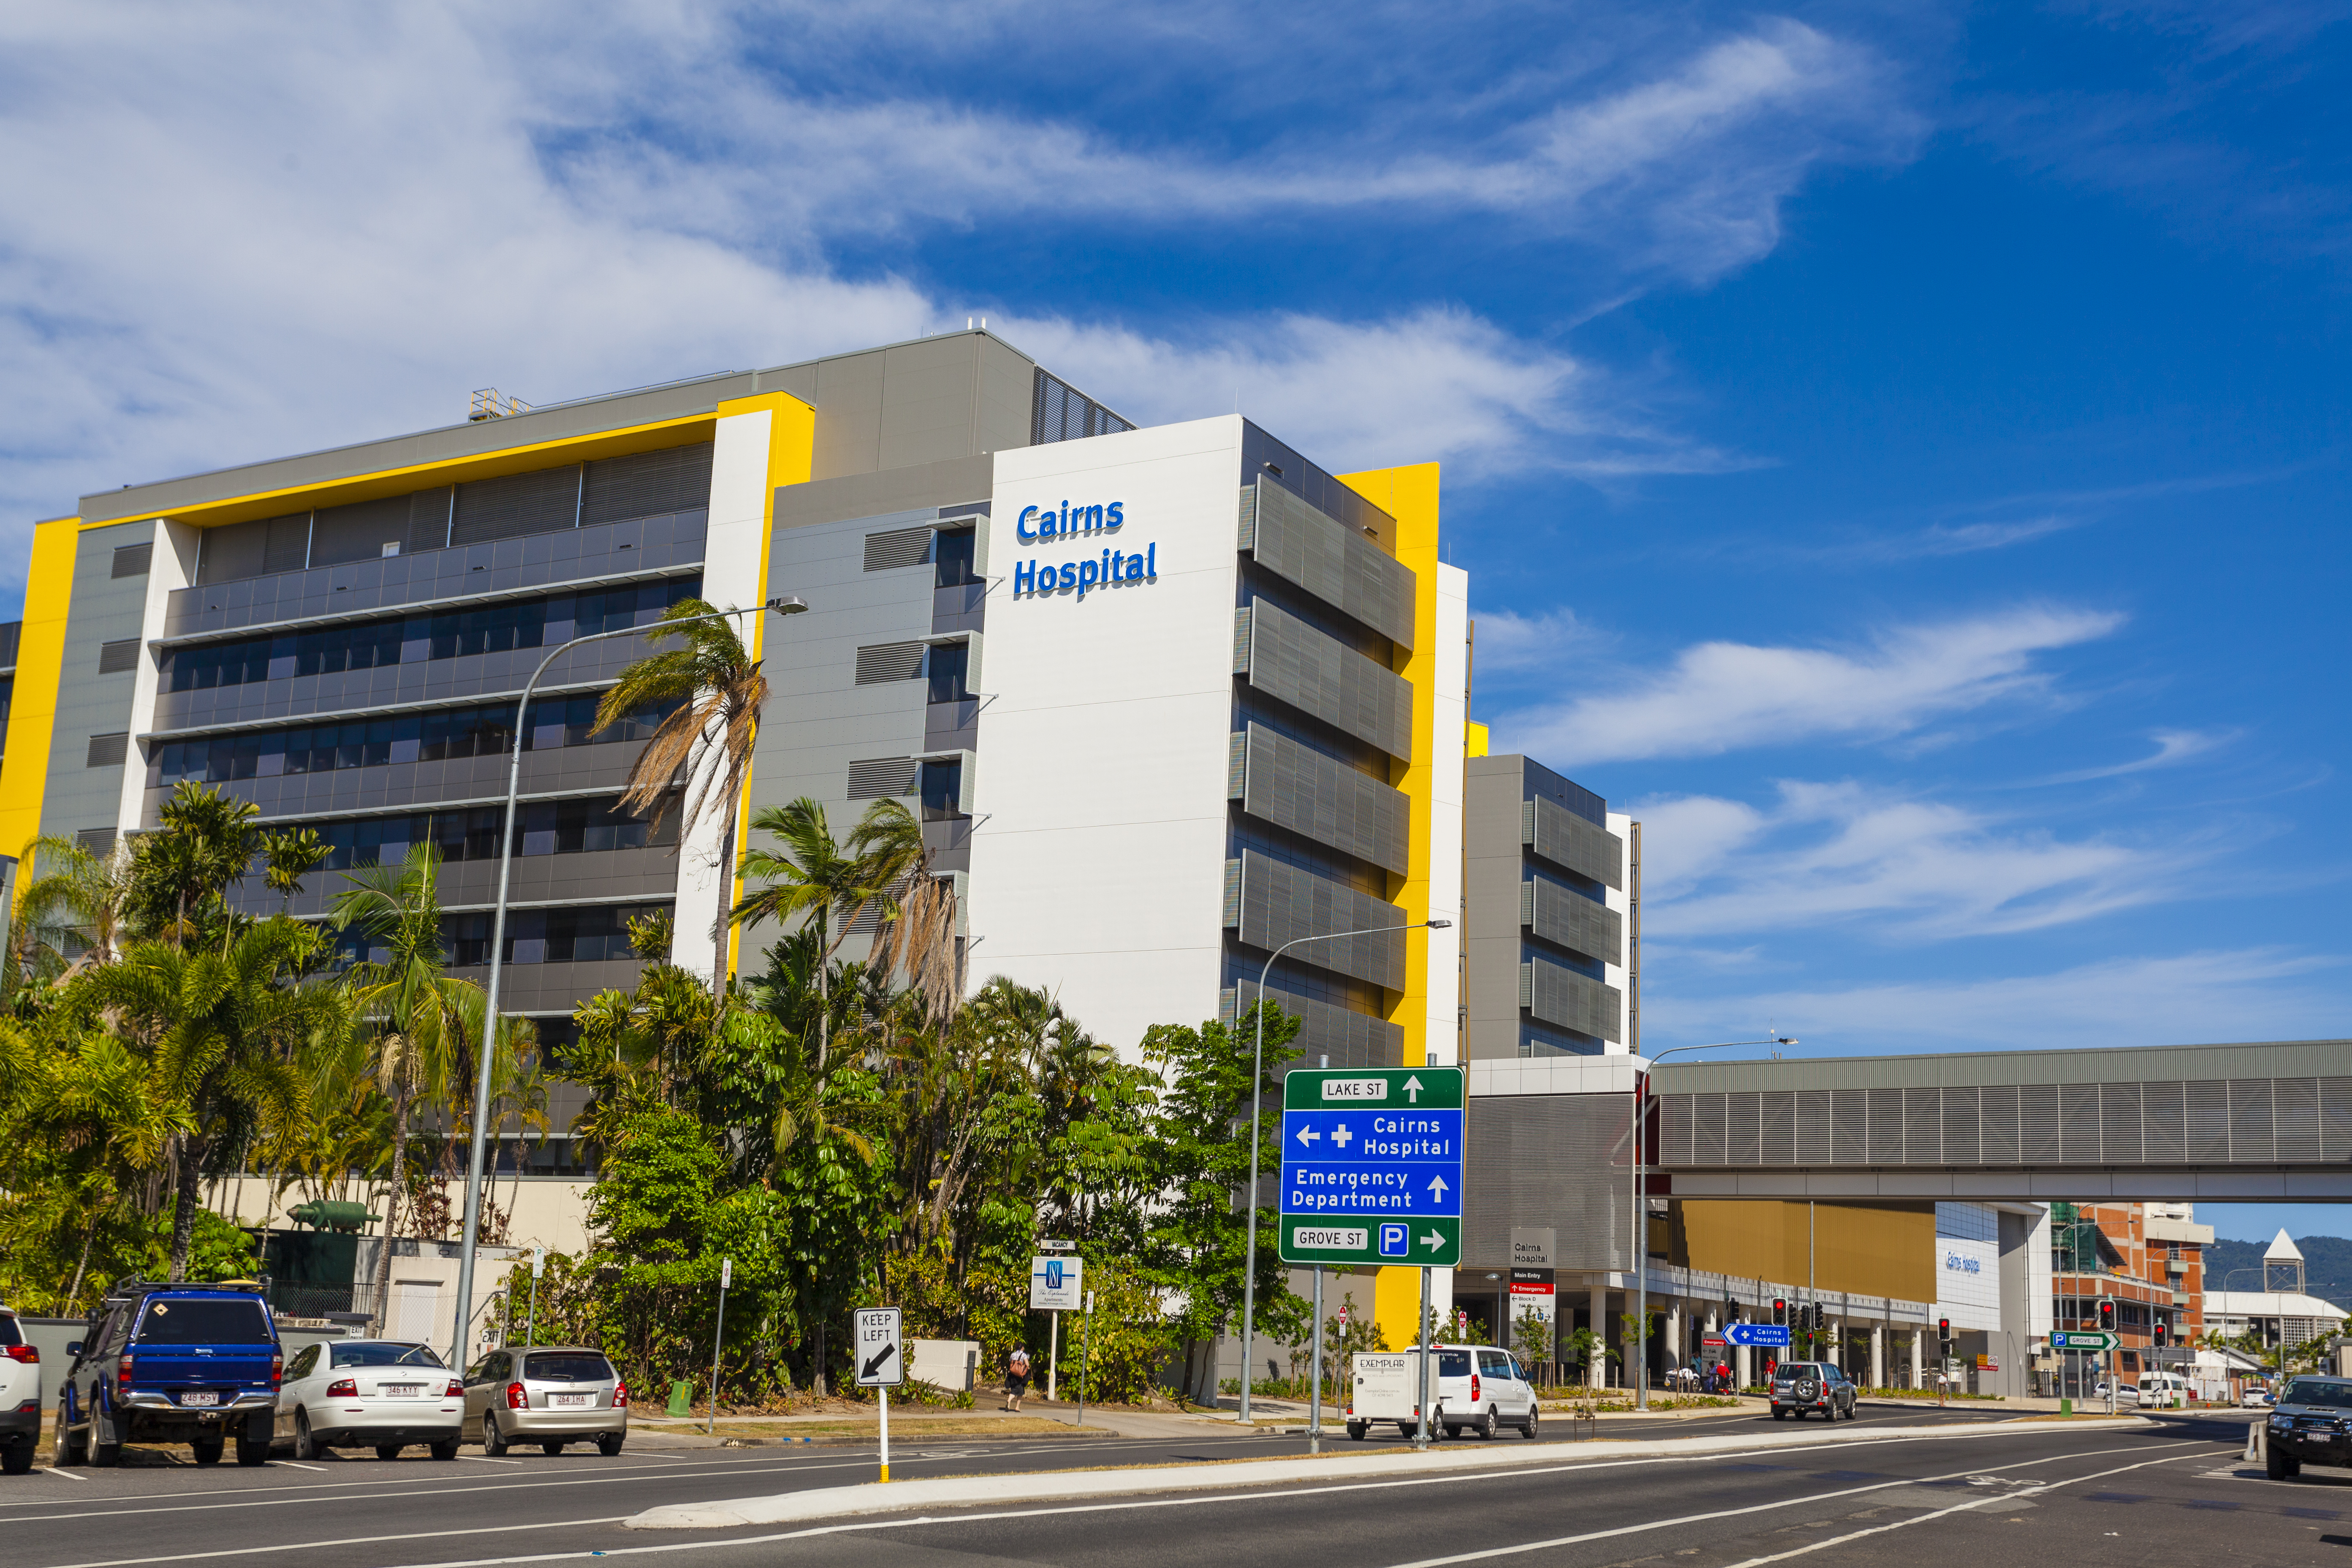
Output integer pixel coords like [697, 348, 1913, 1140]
[2244, 1416, 2263, 1465]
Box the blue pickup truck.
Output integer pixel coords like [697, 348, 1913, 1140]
[57, 1279, 282, 1466]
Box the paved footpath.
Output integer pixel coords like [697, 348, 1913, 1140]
[6, 1406, 2306, 1568]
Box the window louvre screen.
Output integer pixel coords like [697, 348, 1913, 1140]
[76, 826, 118, 857]
[853, 641, 927, 685]
[863, 527, 934, 572]
[453, 465, 581, 546]
[1030, 367, 1135, 444]
[581, 443, 714, 526]
[97, 639, 140, 674]
[1247, 478, 1417, 648]
[87, 732, 129, 767]
[845, 757, 919, 799]
[262, 513, 313, 575]
[111, 542, 153, 578]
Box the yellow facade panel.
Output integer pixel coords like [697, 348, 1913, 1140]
[1677, 1200, 1936, 1303]
[0, 517, 84, 883]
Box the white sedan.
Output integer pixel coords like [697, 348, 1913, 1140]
[2243, 1388, 2275, 1408]
[275, 1339, 463, 1460]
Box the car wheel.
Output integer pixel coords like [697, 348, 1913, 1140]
[597, 1433, 625, 1457]
[541, 1441, 565, 1456]
[1347, 1422, 1367, 1441]
[1476, 1407, 1498, 1440]
[429, 1438, 460, 1462]
[293, 1411, 322, 1462]
[191, 1438, 224, 1466]
[1521, 1406, 1539, 1438]
[1, 1440, 33, 1476]
[376, 1445, 403, 1461]
[2268, 1444, 2297, 1481]
[482, 1411, 509, 1457]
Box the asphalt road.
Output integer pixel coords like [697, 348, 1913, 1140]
[5, 1407, 2312, 1568]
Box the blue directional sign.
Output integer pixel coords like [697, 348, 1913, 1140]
[1724, 1323, 1792, 1349]
[1279, 1067, 1465, 1266]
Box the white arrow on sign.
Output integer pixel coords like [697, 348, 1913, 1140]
[1296, 1126, 1320, 1147]
[1402, 1075, 1424, 1103]
[1421, 1229, 1445, 1251]
[1428, 1174, 1449, 1201]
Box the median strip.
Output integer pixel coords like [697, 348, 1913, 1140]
[622, 1415, 2145, 1529]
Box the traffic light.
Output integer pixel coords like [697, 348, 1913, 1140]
[1725, 1293, 1740, 1325]
[1937, 1316, 1951, 1345]
[2098, 1299, 2116, 1332]
[1773, 1297, 1787, 1326]
[2154, 1320, 2170, 1348]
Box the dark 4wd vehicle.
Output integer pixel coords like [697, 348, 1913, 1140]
[2266, 1375, 2352, 1480]
[1770, 1361, 1858, 1421]
[57, 1280, 281, 1467]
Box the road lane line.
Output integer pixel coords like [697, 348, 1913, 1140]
[459, 1457, 524, 1466]
[43, 1469, 90, 1481]
[361, 1438, 2198, 1568]
[274, 1463, 327, 1473]
[32, 1517, 633, 1568]
[1713, 1448, 2213, 1566]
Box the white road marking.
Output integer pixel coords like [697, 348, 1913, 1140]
[459, 1457, 524, 1466]
[34, 1516, 633, 1568]
[345, 1436, 2193, 1568]
[1712, 1448, 2210, 1566]
[273, 1463, 326, 1473]
[43, 1469, 90, 1482]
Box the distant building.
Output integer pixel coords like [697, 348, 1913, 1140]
[2050, 1201, 2210, 1376]
[2205, 1229, 2349, 1349]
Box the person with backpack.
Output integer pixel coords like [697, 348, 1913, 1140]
[1004, 1347, 1032, 1411]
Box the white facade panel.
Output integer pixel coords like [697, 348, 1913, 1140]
[1425, 563, 1469, 1065]
[118, 517, 199, 835]
[1931, 1201, 2002, 1333]
[966, 416, 1248, 1057]
[1604, 810, 1633, 1054]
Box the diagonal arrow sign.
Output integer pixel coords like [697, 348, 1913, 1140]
[861, 1342, 897, 1380]
[1402, 1075, 1424, 1103]
[1296, 1125, 1320, 1147]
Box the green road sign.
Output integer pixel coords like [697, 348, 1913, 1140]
[1281, 1214, 1461, 1268]
[1282, 1066, 1465, 1111]
[2051, 1330, 2118, 1351]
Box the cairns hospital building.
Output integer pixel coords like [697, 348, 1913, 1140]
[8, 332, 2032, 1394]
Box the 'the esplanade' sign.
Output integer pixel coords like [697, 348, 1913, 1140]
[1011, 499, 1156, 601]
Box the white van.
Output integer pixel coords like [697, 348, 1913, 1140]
[1344, 1344, 1539, 1440]
[2137, 1372, 2189, 1408]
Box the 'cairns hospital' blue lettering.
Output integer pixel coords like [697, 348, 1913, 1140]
[1012, 500, 1156, 601]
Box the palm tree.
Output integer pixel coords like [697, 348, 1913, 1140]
[85, 920, 339, 1282]
[126, 782, 267, 948]
[595, 598, 768, 978]
[854, 800, 963, 1030]
[731, 798, 890, 1068]
[14, 833, 137, 986]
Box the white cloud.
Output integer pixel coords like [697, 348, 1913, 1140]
[1496, 606, 2124, 765]
[1634, 777, 2227, 939]
[1469, 606, 1611, 679]
[2041, 727, 2239, 783]
[1645, 947, 2349, 1056]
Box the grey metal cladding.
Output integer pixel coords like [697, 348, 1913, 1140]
[1463, 1093, 1628, 1272]
[1520, 954, 1623, 1043]
[45, 525, 152, 841]
[97, 639, 141, 675]
[581, 444, 713, 527]
[1232, 848, 1406, 991]
[1238, 723, 1410, 876]
[112, 543, 153, 578]
[853, 641, 927, 684]
[1523, 796, 1624, 889]
[1222, 981, 1403, 1072]
[1524, 877, 1622, 965]
[76, 826, 119, 857]
[87, 733, 129, 767]
[846, 757, 919, 799]
[1657, 1074, 2352, 1168]
[863, 527, 934, 571]
[1244, 478, 1415, 648]
[1238, 599, 1414, 761]
[453, 466, 581, 546]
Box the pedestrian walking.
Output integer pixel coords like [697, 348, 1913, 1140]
[1004, 1347, 1032, 1411]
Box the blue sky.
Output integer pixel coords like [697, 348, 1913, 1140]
[2, 3, 2345, 1241]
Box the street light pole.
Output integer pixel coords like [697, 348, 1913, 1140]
[1236, 917, 1451, 1425]
[1627, 1035, 1794, 1410]
[448, 596, 807, 1371]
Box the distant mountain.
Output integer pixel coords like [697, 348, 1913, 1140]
[2206, 1234, 2352, 1311]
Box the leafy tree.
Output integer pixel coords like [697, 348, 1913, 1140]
[732, 797, 897, 1066]
[125, 781, 268, 948]
[597, 597, 767, 972]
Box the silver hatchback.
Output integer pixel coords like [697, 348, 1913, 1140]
[461, 1346, 628, 1456]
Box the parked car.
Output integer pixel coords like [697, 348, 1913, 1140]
[461, 1345, 627, 1456]
[1769, 1361, 1858, 1421]
[2243, 1387, 2275, 1408]
[2091, 1379, 2142, 1407]
[0, 1304, 39, 1474]
[275, 1339, 462, 1460]
[56, 1279, 280, 1466]
[1343, 1344, 1539, 1440]
[2266, 1375, 2352, 1480]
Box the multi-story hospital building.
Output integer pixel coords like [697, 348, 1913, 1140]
[1, 331, 1639, 1086]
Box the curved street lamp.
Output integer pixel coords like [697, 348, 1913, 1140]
[1235, 917, 1450, 1426]
[1627, 1035, 1795, 1410]
[448, 596, 808, 1370]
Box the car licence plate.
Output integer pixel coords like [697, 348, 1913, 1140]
[181, 1391, 219, 1407]
[549, 1393, 593, 1408]
[383, 1383, 425, 1398]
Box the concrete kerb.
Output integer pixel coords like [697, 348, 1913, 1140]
[623, 1414, 2149, 1530]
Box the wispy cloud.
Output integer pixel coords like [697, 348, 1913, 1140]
[1469, 607, 1611, 679]
[2041, 727, 2240, 783]
[1646, 946, 2349, 1056]
[1634, 778, 2219, 940]
[1496, 606, 2124, 765]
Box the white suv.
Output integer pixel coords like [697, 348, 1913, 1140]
[0, 1305, 39, 1474]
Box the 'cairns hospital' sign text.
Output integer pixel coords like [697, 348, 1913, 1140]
[1011, 500, 1157, 601]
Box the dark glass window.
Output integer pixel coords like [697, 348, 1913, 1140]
[524, 1352, 614, 1383]
[331, 1342, 443, 1368]
[133, 1298, 272, 1345]
[153, 696, 678, 788]
[926, 642, 970, 704]
[441, 902, 668, 967]
[920, 758, 963, 821]
[934, 530, 978, 587]
[164, 578, 700, 693]
[285, 796, 675, 873]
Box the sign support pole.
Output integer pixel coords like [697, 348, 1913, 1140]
[708, 1257, 731, 1435]
[1077, 1291, 1093, 1429]
[1309, 1264, 1324, 1455]
[879, 1384, 889, 1484]
[1048, 1310, 1059, 1403]
[525, 1247, 543, 1348]
[1414, 1266, 1433, 1451]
